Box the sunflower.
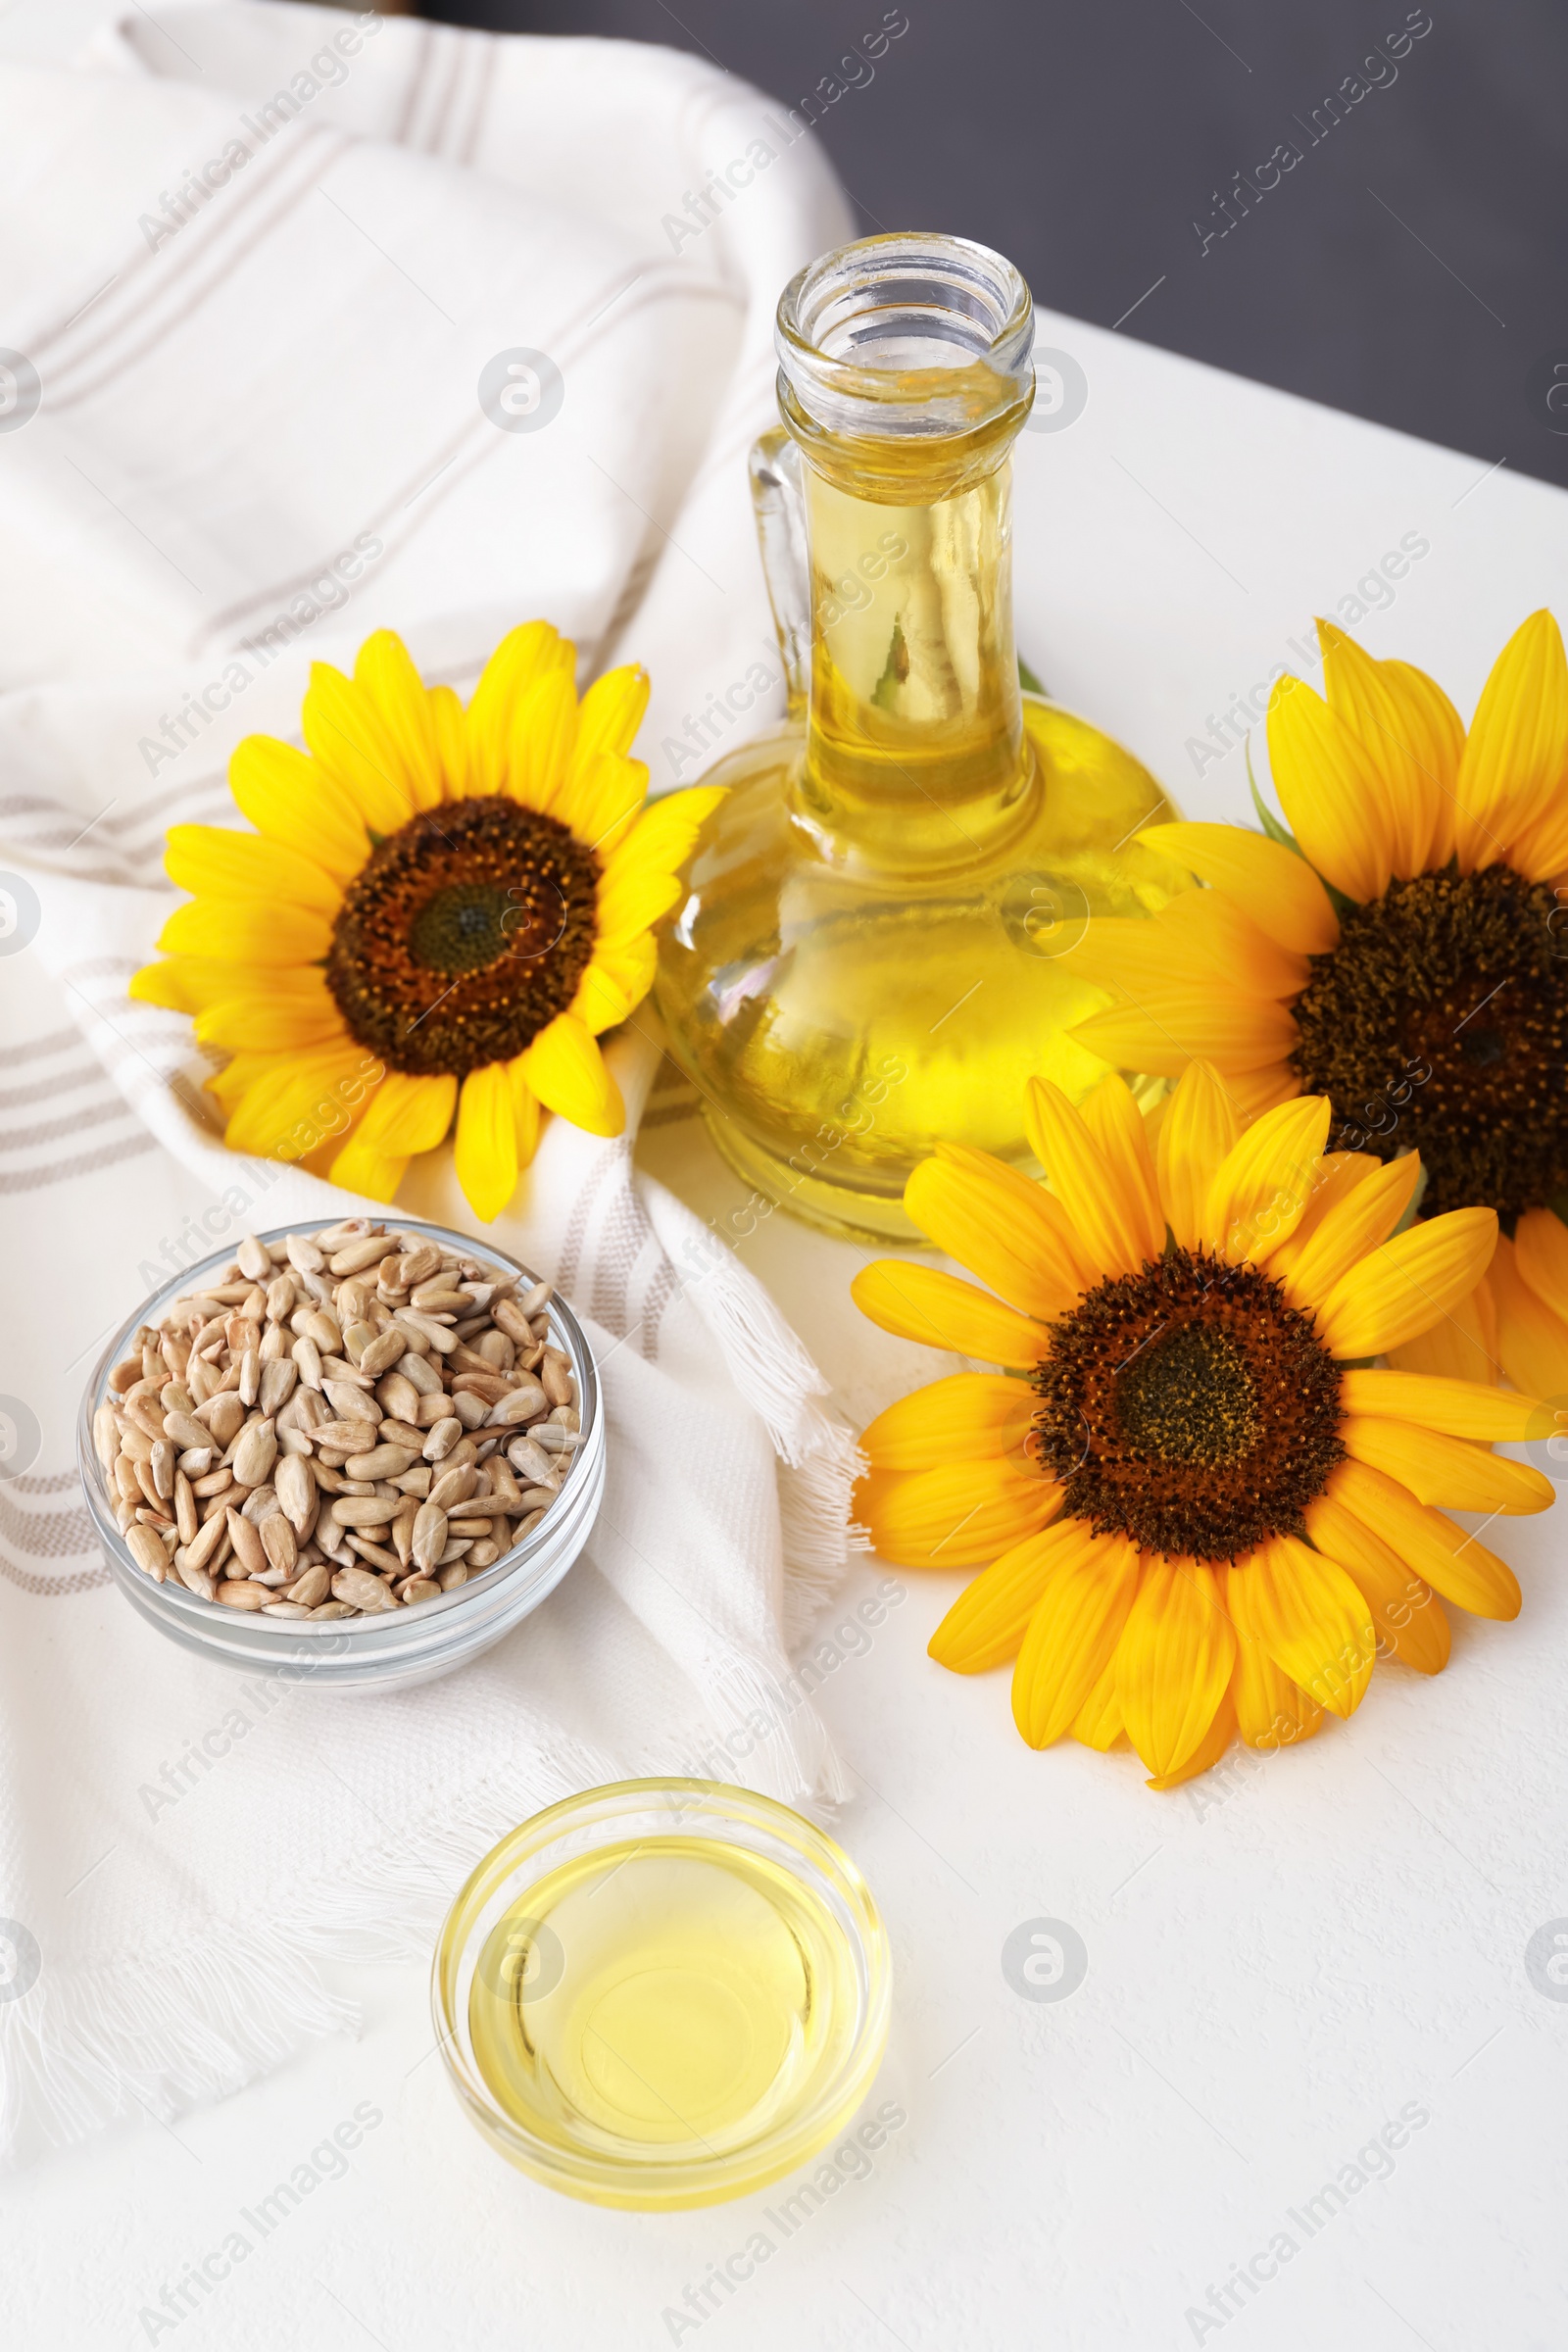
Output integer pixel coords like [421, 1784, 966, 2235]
[131, 625, 721, 1219]
[852, 1065, 1550, 1788]
[1068, 609, 1568, 1395]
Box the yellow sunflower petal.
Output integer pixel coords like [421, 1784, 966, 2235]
[1145, 1695, 1239, 1788]
[595, 865, 684, 949]
[300, 1108, 372, 1184]
[506, 666, 578, 816]
[1339, 1367, 1545, 1441]
[204, 1050, 277, 1111]
[906, 1147, 1089, 1319]
[158, 899, 333, 965]
[1152, 888, 1310, 1000]
[1267, 1152, 1379, 1282]
[509, 1057, 542, 1170]
[588, 933, 658, 1020]
[1223, 1609, 1323, 1750]
[1317, 619, 1443, 877]
[1069, 988, 1300, 1078]
[1486, 1232, 1568, 1397]
[1135, 822, 1341, 954]
[130, 956, 233, 1012]
[850, 1262, 1049, 1364]
[454, 1061, 519, 1223]
[521, 1012, 624, 1137]
[1078, 1072, 1165, 1267]
[301, 661, 416, 836]
[599, 785, 725, 885]
[1225, 1535, 1374, 1720]
[1386, 1270, 1499, 1384]
[327, 1134, 408, 1203]
[431, 683, 468, 798]
[228, 737, 369, 884]
[1303, 1489, 1450, 1675]
[571, 959, 636, 1039]
[569, 662, 650, 771]
[1071, 898, 1306, 1003]
[1504, 785, 1568, 884]
[1513, 1205, 1568, 1323]
[193, 976, 347, 1052]
[1025, 1076, 1160, 1279]
[1382, 659, 1465, 868]
[860, 1371, 1036, 1469]
[223, 1046, 376, 1162]
[165, 823, 342, 918]
[466, 622, 570, 798]
[1010, 1532, 1142, 1747]
[1341, 1413, 1552, 1514]
[1070, 1648, 1126, 1749]
[1113, 1559, 1236, 1779]
[929, 1514, 1090, 1674]
[1266, 672, 1394, 903]
[353, 1069, 457, 1156]
[1155, 1059, 1242, 1249]
[1275, 1152, 1423, 1315]
[1452, 609, 1568, 871]
[354, 630, 444, 811]
[1326, 1457, 1521, 1620]
[1203, 1093, 1331, 1266]
[856, 1458, 1057, 1567]
[1311, 1205, 1497, 1361]
[566, 752, 652, 860]
[1225, 1063, 1302, 1119]
[1061, 916, 1211, 998]
[172, 959, 335, 1012]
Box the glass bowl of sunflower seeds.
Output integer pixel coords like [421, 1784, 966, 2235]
[77, 1217, 605, 1690]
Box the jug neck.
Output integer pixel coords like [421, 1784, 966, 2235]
[773, 234, 1036, 858]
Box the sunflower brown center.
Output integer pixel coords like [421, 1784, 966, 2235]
[1031, 1249, 1343, 1560]
[324, 797, 599, 1078]
[1290, 866, 1568, 1225]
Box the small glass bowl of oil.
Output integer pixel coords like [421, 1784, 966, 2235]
[433, 1779, 892, 2209]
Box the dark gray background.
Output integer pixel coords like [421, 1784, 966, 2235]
[413, 0, 1568, 491]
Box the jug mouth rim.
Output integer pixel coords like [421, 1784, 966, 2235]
[775, 231, 1035, 442]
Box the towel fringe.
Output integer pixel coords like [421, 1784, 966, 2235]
[0, 1737, 617, 2165]
[642, 1176, 862, 1645]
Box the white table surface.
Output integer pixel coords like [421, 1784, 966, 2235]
[6, 9, 1568, 2349]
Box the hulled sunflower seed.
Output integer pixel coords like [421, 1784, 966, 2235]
[174, 1472, 198, 1546]
[274, 1452, 315, 1534]
[225, 1510, 269, 1577]
[259, 1357, 298, 1416]
[330, 1565, 398, 1611]
[231, 1422, 276, 1490]
[125, 1523, 169, 1580]
[261, 1516, 298, 1576]
[356, 1328, 407, 1381]
[330, 1495, 404, 1530]
[411, 1502, 448, 1571]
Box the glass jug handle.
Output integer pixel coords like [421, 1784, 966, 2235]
[748, 426, 809, 718]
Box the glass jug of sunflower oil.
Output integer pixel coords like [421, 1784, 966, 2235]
[654, 233, 1185, 1243]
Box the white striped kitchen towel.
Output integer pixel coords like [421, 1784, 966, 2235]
[0, 0, 861, 2160]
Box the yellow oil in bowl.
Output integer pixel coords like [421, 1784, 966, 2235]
[436, 1783, 891, 2208]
